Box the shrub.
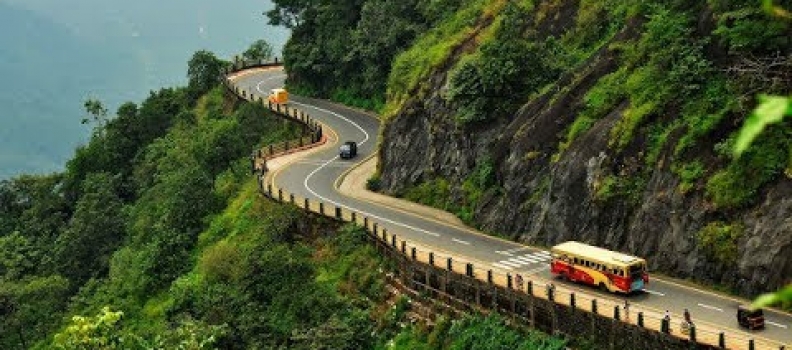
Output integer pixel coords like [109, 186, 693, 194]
[674, 161, 705, 193]
[696, 221, 743, 264]
[706, 126, 790, 209]
[366, 174, 382, 191]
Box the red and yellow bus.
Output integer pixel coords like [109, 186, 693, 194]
[550, 241, 648, 294]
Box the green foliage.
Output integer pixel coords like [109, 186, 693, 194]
[706, 125, 791, 209]
[389, 314, 567, 350]
[696, 221, 743, 264]
[386, 0, 488, 117]
[187, 50, 227, 100]
[53, 307, 137, 349]
[673, 161, 706, 193]
[403, 177, 453, 211]
[446, 1, 565, 125]
[594, 175, 646, 204]
[710, 1, 791, 53]
[367, 174, 383, 191]
[733, 95, 792, 157]
[754, 283, 792, 311]
[54, 172, 126, 286]
[242, 39, 274, 61]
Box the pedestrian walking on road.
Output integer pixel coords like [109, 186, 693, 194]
[624, 300, 630, 321]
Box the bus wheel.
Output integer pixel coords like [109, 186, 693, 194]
[599, 283, 608, 292]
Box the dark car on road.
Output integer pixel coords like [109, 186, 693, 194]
[340, 141, 357, 159]
[737, 305, 765, 330]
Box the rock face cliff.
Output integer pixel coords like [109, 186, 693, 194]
[378, 1, 792, 297]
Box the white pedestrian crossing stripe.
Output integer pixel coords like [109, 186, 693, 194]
[491, 251, 551, 270]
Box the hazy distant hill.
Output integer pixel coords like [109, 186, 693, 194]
[0, 0, 288, 179]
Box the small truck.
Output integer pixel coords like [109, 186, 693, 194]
[268, 88, 289, 105]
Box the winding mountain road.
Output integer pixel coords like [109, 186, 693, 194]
[231, 66, 791, 349]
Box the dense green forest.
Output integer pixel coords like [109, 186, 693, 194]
[0, 48, 571, 348]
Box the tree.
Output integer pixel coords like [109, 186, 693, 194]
[54, 172, 126, 286]
[242, 40, 274, 61]
[266, 0, 313, 28]
[82, 99, 109, 129]
[187, 50, 226, 99]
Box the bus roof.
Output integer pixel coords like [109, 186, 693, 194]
[551, 241, 645, 267]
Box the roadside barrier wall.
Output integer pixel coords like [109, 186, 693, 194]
[224, 62, 787, 350]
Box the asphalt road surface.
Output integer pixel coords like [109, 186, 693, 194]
[231, 67, 791, 348]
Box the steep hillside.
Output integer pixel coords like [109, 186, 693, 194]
[278, 0, 792, 298]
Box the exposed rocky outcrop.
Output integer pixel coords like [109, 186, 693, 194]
[378, 2, 792, 297]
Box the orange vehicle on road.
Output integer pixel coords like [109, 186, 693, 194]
[268, 88, 289, 104]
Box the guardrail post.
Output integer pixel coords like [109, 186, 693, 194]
[278, 189, 283, 202]
[429, 253, 434, 266]
[465, 263, 473, 277]
[257, 175, 264, 192]
[661, 317, 669, 334]
[267, 184, 273, 197]
[718, 332, 724, 348]
[401, 241, 406, 253]
[319, 202, 324, 215]
[507, 273, 513, 289]
[591, 299, 597, 314]
[411, 247, 416, 260]
[363, 217, 369, 229]
[350, 212, 356, 223]
[335, 206, 341, 219]
[527, 281, 533, 295]
[373, 223, 378, 235]
[546, 283, 554, 301]
[268, 144, 274, 155]
[689, 324, 696, 342]
[748, 339, 755, 350]
[446, 257, 452, 271]
[289, 194, 295, 204]
[570, 293, 576, 308]
[614, 305, 620, 320]
[304, 198, 309, 209]
[487, 270, 493, 284]
[391, 234, 396, 247]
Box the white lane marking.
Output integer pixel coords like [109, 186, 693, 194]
[289, 98, 445, 239]
[492, 263, 513, 270]
[496, 251, 515, 256]
[254, 74, 287, 95]
[513, 256, 539, 264]
[536, 251, 551, 256]
[500, 260, 523, 268]
[524, 253, 548, 261]
[452, 238, 471, 245]
[506, 258, 529, 265]
[697, 303, 724, 312]
[644, 289, 665, 296]
[766, 321, 788, 329]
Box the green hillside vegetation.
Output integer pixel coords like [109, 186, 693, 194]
[271, 0, 792, 306]
[0, 48, 570, 348]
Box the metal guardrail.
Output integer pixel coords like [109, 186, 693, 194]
[224, 62, 788, 350]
